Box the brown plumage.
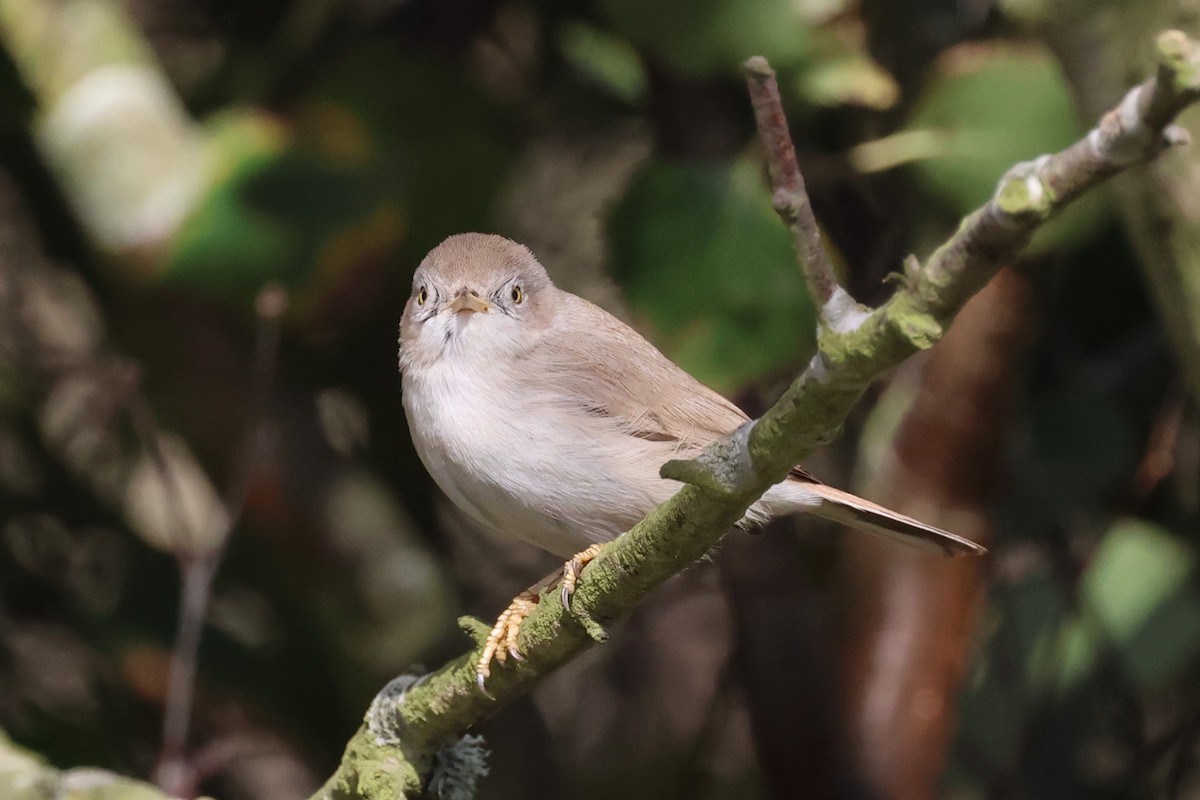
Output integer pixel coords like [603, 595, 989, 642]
[400, 233, 985, 559]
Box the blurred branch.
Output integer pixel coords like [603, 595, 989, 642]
[841, 266, 1036, 800]
[0, 0, 213, 266]
[316, 32, 1200, 800]
[154, 284, 288, 797]
[0, 726, 212, 800]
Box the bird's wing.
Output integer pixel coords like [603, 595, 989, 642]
[535, 292, 749, 451]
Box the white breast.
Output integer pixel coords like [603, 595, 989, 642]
[402, 350, 676, 558]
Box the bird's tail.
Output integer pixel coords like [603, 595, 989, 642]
[782, 480, 986, 557]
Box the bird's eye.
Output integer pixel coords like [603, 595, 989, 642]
[416, 286, 428, 306]
[511, 285, 524, 304]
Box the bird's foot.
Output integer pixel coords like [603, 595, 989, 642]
[475, 543, 607, 694]
[559, 543, 604, 608]
[476, 590, 538, 695]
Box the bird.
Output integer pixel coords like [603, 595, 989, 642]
[399, 232, 985, 687]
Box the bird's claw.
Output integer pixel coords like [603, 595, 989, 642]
[475, 590, 538, 695]
[475, 543, 606, 694]
[559, 543, 605, 609]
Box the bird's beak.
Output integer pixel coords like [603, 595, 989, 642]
[448, 291, 490, 315]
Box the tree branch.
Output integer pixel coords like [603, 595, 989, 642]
[315, 30, 1200, 800]
[743, 56, 863, 330]
[0, 727, 211, 800]
[1028, 3, 1200, 403]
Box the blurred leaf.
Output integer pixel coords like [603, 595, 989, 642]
[310, 47, 514, 261]
[596, 0, 811, 75]
[557, 20, 647, 103]
[1082, 518, 1200, 688]
[124, 433, 228, 555]
[795, 51, 899, 110]
[167, 112, 304, 301]
[608, 155, 815, 392]
[166, 49, 514, 322]
[905, 43, 1108, 252]
[320, 471, 455, 672]
[170, 108, 405, 313]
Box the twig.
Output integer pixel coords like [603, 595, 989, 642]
[155, 284, 288, 796]
[156, 556, 217, 796]
[315, 32, 1200, 800]
[905, 30, 1200, 323]
[1043, 13, 1200, 404]
[742, 56, 862, 332]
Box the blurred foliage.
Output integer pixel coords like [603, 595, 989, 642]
[557, 20, 648, 104]
[595, 0, 813, 75]
[609, 154, 815, 392]
[847, 42, 1110, 254]
[954, 519, 1200, 796]
[0, 1, 1198, 800]
[906, 43, 1111, 253]
[907, 45, 1079, 211]
[168, 47, 514, 324]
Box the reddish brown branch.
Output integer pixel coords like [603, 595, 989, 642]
[743, 56, 851, 322]
[841, 267, 1036, 799]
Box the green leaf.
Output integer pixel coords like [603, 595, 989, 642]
[167, 113, 299, 300]
[596, 0, 811, 75]
[905, 44, 1109, 252]
[607, 155, 815, 393]
[557, 21, 647, 103]
[1081, 518, 1200, 688]
[795, 52, 899, 110]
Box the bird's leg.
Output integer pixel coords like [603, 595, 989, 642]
[476, 543, 607, 692]
[477, 589, 539, 692]
[559, 543, 604, 608]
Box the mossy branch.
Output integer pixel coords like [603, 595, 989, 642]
[316, 30, 1200, 800]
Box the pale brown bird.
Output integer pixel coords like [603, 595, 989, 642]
[399, 233, 984, 686]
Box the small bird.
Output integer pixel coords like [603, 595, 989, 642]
[399, 233, 984, 686]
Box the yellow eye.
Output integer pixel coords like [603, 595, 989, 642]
[511, 285, 524, 304]
[416, 286, 428, 306]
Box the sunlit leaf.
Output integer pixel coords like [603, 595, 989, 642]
[124, 433, 228, 555]
[557, 20, 647, 103]
[796, 52, 899, 110]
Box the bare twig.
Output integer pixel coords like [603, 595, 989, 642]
[1041, 10, 1200, 403]
[155, 284, 288, 796]
[742, 56, 862, 331]
[906, 30, 1200, 323]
